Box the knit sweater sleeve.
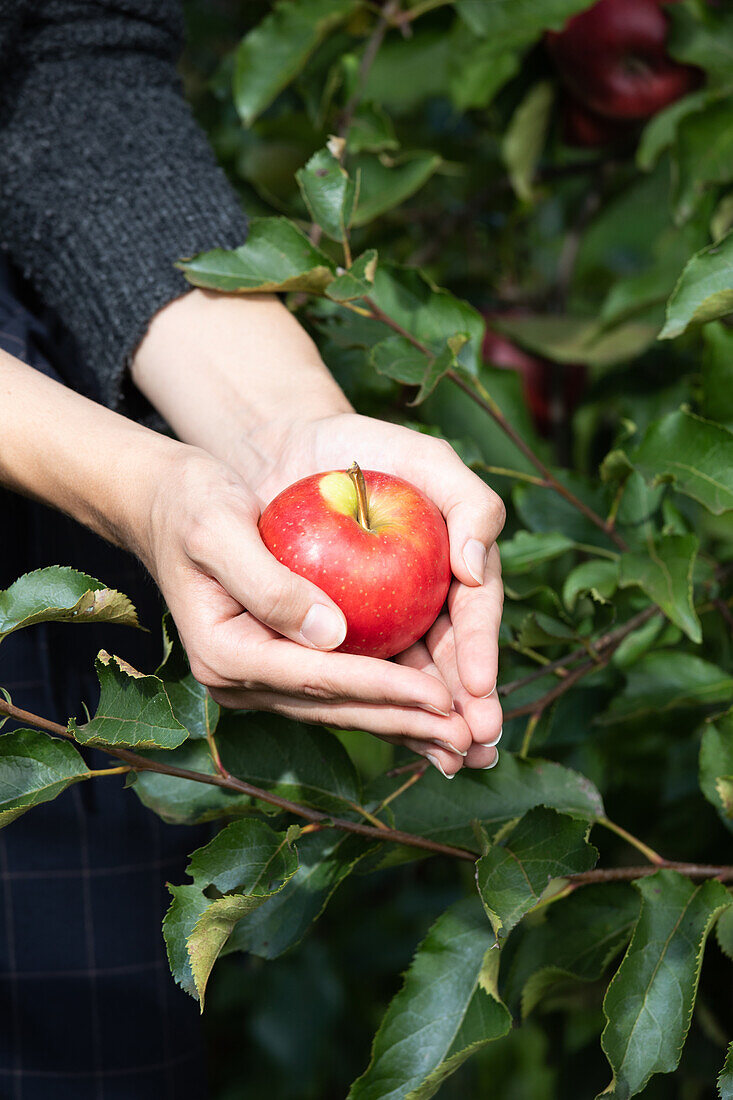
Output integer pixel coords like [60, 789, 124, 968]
[0, 0, 248, 418]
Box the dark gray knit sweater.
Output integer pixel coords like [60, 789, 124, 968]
[0, 0, 248, 416]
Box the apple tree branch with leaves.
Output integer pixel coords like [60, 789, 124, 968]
[3, 0, 733, 1096]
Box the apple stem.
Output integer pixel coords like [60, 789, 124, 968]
[348, 461, 371, 531]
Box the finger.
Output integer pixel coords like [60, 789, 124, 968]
[464, 742, 500, 770]
[393, 436, 506, 588]
[400, 737, 466, 779]
[446, 543, 503, 698]
[426, 614, 503, 751]
[209, 687, 472, 751]
[183, 491, 348, 651]
[208, 620, 455, 715]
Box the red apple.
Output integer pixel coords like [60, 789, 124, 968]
[547, 0, 700, 123]
[482, 324, 587, 438]
[561, 93, 637, 148]
[258, 463, 451, 659]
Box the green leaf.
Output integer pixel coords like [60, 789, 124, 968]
[671, 98, 733, 224]
[232, 0, 358, 125]
[176, 217, 336, 295]
[296, 147, 356, 242]
[325, 249, 377, 301]
[369, 334, 467, 405]
[701, 321, 733, 426]
[448, 29, 519, 111]
[156, 614, 219, 741]
[347, 898, 511, 1100]
[618, 533, 701, 643]
[162, 884, 210, 999]
[502, 82, 554, 203]
[700, 709, 733, 834]
[351, 151, 441, 226]
[667, 5, 733, 92]
[362, 30, 453, 113]
[369, 753, 604, 853]
[631, 409, 733, 514]
[505, 884, 640, 1018]
[599, 870, 732, 1100]
[564, 560, 619, 610]
[0, 689, 10, 731]
[131, 740, 251, 824]
[346, 102, 398, 154]
[636, 90, 710, 173]
[720, 1043, 733, 1100]
[711, 193, 733, 242]
[225, 831, 367, 959]
[500, 531, 575, 576]
[0, 566, 138, 643]
[69, 652, 187, 750]
[476, 807, 597, 942]
[164, 819, 299, 1006]
[493, 314, 658, 370]
[715, 903, 733, 961]
[456, 0, 594, 49]
[217, 711, 361, 815]
[186, 818, 299, 896]
[367, 264, 485, 375]
[0, 729, 90, 826]
[602, 651, 733, 724]
[515, 471, 612, 550]
[661, 231, 733, 338]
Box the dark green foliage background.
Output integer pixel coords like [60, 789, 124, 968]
[3, 2, 733, 1098]
[172, 2, 733, 1096]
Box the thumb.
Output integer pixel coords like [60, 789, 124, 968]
[186, 507, 347, 650]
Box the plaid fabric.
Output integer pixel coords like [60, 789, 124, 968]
[0, 260, 212, 1098]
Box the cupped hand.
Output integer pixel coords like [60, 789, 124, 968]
[143, 445, 484, 777]
[239, 411, 506, 775]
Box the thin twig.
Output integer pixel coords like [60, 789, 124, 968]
[568, 864, 733, 884]
[338, 0, 402, 140]
[498, 606, 658, 698]
[3, 698, 733, 886]
[519, 712, 542, 759]
[356, 295, 630, 552]
[0, 698, 476, 863]
[375, 763, 427, 812]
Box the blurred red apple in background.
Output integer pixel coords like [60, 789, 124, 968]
[483, 324, 586, 437]
[259, 464, 451, 660]
[547, 0, 700, 147]
[561, 94, 637, 148]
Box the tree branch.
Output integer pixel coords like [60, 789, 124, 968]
[357, 296, 629, 552]
[3, 698, 733, 887]
[499, 606, 659, 699]
[338, 0, 402, 140]
[0, 697, 476, 863]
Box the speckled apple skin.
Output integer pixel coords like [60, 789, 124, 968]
[259, 469, 451, 659]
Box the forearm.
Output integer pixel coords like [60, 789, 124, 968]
[0, 350, 180, 559]
[131, 290, 352, 477]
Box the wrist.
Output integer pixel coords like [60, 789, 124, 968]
[131, 289, 352, 468]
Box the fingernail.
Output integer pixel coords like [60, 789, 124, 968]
[481, 752, 500, 770]
[476, 726, 502, 747]
[431, 738, 467, 757]
[425, 753, 455, 779]
[463, 539, 486, 584]
[301, 604, 347, 649]
[481, 683, 497, 699]
[421, 703, 452, 717]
